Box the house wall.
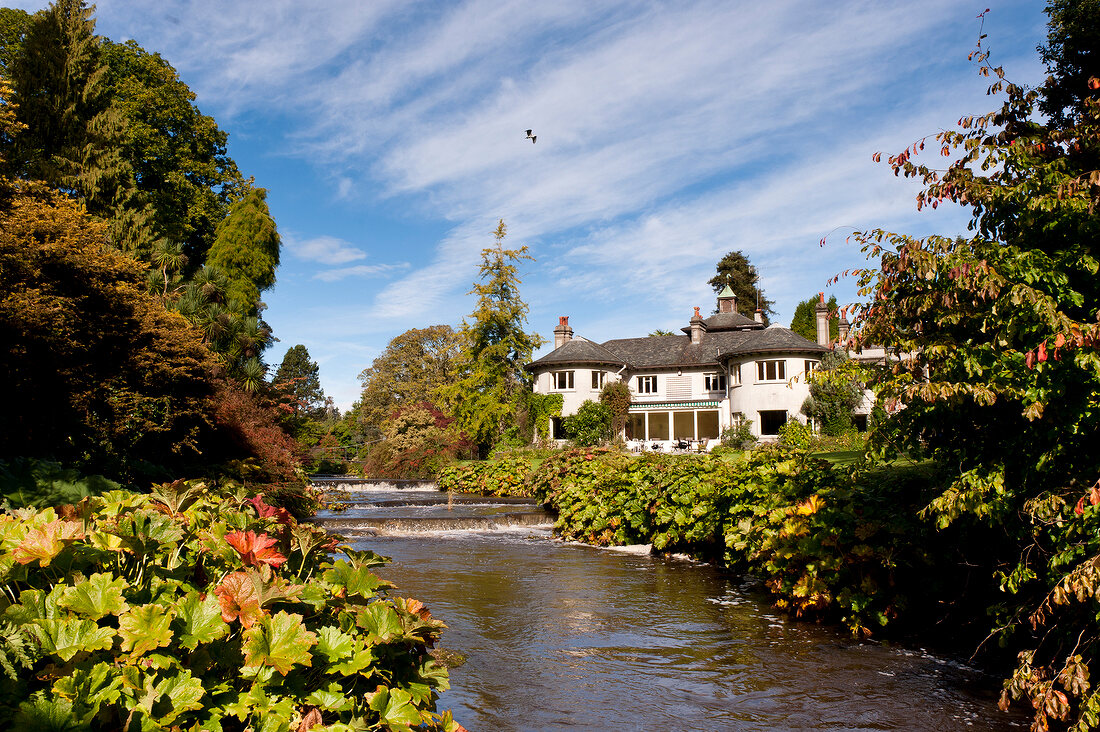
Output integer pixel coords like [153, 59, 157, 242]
[727, 355, 817, 438]
[534, 367, 623, 419]
[536, 355, 822, 441]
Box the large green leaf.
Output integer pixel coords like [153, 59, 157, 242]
[357, 604, 404, 643]
[145, 669, 205, 725]
[323, 560, 391, 600]
[58, 573, 129, 619]
[119, 604, 175, 657]
[241, 611, 316, 675]
[53, 662, 123, 721]
[306, 682, 353, 712]
[367, 686, 423, 729]
[34, 617, 115, 661]
[315, 625, 375, 676]
[174, 592, 227, 650]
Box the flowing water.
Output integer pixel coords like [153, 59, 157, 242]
[314, 480, 1026, 731]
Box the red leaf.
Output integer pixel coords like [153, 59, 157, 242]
[226, 530, 287, 570]
[1076, 496, 1086, 515]
[214, 571, 263, 628]
[1038, 341, 1048, 362]
[250, 495, 294, 525]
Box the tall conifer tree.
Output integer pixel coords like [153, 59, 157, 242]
[436, 220, 543, 452]
[205, 187, 281, 315]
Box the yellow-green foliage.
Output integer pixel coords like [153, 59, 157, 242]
[0, 480, 462, 731]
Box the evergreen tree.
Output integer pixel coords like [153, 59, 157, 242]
[707, 250, 775, 322]
[6, 0, 155, 254]
[273, 344, 326, 418]
[435, 220, 544, 452]
[205, 187, 280, 315]
[789, 294, 839, 342]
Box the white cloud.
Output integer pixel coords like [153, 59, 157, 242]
[285, 234, 368, 265]
[66, 0, 1047, 409]
[313, 263, 409, 282]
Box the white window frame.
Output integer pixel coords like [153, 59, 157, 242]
[637, 375, 658, 394]
[551, 370, 575, 390]
[756, 359, 786, 382]
[704, 373, 726, 391]
[804, 360, 819, 375]
[591, 370, 606, 390]
[730, 363, 741, 386]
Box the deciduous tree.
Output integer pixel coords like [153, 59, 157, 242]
[0, 182, 217, 481]
[847, 12, 1100, 728]
[356, 325, 462, 431]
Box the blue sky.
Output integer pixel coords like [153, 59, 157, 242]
[17, 1, 1050, 409]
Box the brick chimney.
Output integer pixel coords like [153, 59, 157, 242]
[815, 293, 829, 346]
[553, 316, 573, 348]
[837, 309, 850, 346]
[690, 307, 705, 344]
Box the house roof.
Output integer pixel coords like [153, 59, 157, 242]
[527, 337, 625, 368]
[529, 327, 825, 372]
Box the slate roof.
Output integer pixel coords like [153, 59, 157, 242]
[528, 327, 825, 371]
[678, 311, 760, 334]
[527, 337, 626, 368]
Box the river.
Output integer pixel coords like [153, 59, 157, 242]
[314, 480, 1026, 731]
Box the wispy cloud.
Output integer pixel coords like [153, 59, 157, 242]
[313, 263, 409, 283]
[74, 0, 1046, 408]
[285, 234, 368, 266]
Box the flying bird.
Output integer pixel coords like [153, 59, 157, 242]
[525, 129, 536, 144]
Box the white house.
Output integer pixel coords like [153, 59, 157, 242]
[527, 287, 839, 442]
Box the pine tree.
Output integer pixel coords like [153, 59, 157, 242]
[707, 250, 775, 322]
[7, 0, 156, 255]
[205, 187, 280, 315]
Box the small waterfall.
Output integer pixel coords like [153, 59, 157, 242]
[311, 478, 554, 537]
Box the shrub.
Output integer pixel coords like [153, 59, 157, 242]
[0, 480, 462, 731]
[777, 420, 813, 449]
[561, 400, 611, 447]
[720, 418, 756, 449]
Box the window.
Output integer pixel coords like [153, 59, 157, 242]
[731, 364, 741, 386]
[759, 410, 788, 436]
[637, 375, 658, 394]
[697, 410, 720, 439]
[648, 411, 669, 440]
[805, 360, 819, 375]
[551, 371, 574, 390]
[591, 370, 606, 389]
[756, 359, 786, 382]
[704, 373, 726, 391]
